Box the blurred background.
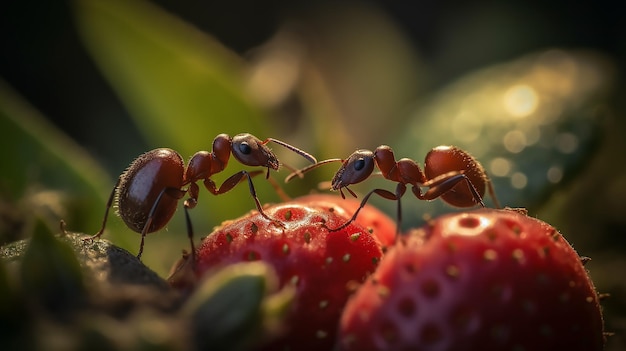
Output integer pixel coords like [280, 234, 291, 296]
[1, 0, 624, 349]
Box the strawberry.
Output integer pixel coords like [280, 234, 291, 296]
[293, 194, 397, 249]
[338, 208, 604, 351]
[194, 199, 385, 351]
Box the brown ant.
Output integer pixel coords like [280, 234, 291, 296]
[91, 133, 316, 259]
[286, 145, 499, 234]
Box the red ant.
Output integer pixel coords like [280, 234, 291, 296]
[91, 133, 316, 259]
[286, 145, 499, 234]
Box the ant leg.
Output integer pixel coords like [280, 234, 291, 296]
[419, 171, 485, 207]
[329, 188, 399, 233]
[394, 183, 407, 235]
[88, 178, 120, 240]
[184, 182, 200, 209]
[242, 171, 273, 222]
[183, 205, 196, 263]
[137, 187, 185, 259]
[204, 170, 264, 195]
[486, 178, 501, 208]
[211, 170, 274, 221]
[182, 182, 200, 261]
[137, 217, 153, 259]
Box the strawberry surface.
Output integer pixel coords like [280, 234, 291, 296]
[194, 200, 384, 351]
[339, 208, 604, 351]
[294, 194, 397, 249]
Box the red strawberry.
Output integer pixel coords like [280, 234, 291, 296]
[339, 208, 604, 351]
[194, 199, 384, 351]
[294, 194, 397, 249]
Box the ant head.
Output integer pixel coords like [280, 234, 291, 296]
[231, 133, 280, 170]
[331, 149, 375, 190]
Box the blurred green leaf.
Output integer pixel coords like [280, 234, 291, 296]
[74, 0, 269, 157]
[2, 230, 171, 292]
[21, 219, 87, 317]
[0, 259, 16, 320]
[286, 2, 427, 158]
[183, 262, 293, 351]
[0, 259, 32, 351]
[2, 227, 185, 350]
[380, 50, 614, 229]
[0, 79, 116, 246]
[269, 3, 431, 202]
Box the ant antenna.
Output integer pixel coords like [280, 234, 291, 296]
[285, 158, 344, 183]
[279, 161, 307, 179]
[264, 138, 318, 164]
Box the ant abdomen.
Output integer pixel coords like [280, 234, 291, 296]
[116, 148, 184, 233]
[424, 146, 488, 207]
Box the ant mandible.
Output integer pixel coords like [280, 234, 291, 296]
[286, 145, 500, 234]
[91, 133, 316, 259]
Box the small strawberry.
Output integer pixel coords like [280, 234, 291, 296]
[194, 199, 384, 351]
[339, 208, 604, 351]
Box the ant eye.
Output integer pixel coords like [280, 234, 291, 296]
[336, 151, 375, 186]
[354, 158, 366, 171]
[239, 142, 252, 155]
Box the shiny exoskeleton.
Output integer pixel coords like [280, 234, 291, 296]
[287, 145, 499, 234]
[92, 133, 316, 259]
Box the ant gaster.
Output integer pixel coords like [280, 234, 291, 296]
[286, 145, 499, 234]
[92, 133, 316, 259]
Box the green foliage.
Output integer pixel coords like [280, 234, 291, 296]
[388, 50, 614, 228]
[1, 234, 293, 351]
[73, 0, 269, 156]
[20, 219, 87, 317]
[0, 80, 114, 246]
[183, 262, 293, 351]
[0, 230, 185, 351]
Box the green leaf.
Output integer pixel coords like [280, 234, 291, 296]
[20, 219, 87, 317]
[183, 262, 293, 351]
[0, 259, 16, 319]
[2, 229, 170, 291]
[0, 259, 32, 351]
[74, 0, 269, 157]
[380, 50, 614, 228]
[0, 80, 117, 246]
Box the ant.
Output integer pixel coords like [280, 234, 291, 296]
[91, 133, 316, 259]
[286, 145, 500, 234]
